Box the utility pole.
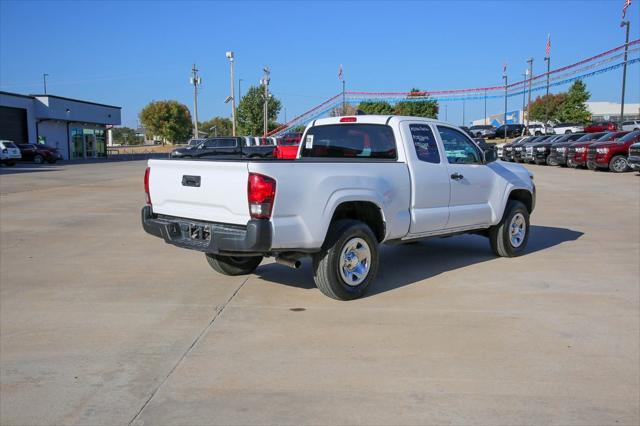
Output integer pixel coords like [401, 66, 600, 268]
[226, 52, 236, 136]
[522, 70, 528, 124]
[462, 98, 466, 126]
[620, 20, 630, 125]
[261, 67, 270, 137]
[503, 71, 508, 142]
[284, 107, 287, 123]
[238, 78, 243, 101]
[43, 73, 49, 94]
[484, 89, 487, 125]
[190, 64, 201, 138]
[342, 80, 346, 114]
[526, 58, 533, 131]
[544, 56, 551, 125]
[444, 104, 448, 122]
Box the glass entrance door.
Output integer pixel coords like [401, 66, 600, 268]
[84, 133, 96, 158]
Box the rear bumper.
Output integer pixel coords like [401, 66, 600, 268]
[141, 205, 272, 254]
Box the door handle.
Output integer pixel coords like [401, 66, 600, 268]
[450, 172, 464, 180]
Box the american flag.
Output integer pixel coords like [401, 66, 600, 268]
[545, 34, 551, 57]
[622, 0, 632, 20]
[338, 64, 343, 81]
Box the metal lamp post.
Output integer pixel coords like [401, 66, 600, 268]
[261, 67, 270, 138]
[620, 20, 630, 124]
[226, 51, 237, 136]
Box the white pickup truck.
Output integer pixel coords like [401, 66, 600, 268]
[142, 116, 535, 300]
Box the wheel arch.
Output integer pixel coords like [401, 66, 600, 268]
[326, 200, 386, 244]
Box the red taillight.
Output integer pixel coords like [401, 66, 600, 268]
[248, 173, 276, 219]
[144, 167, 151, 205]
[340, 116, 357, 123]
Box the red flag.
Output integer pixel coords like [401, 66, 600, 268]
[545, 34, 551, 57]
[622, 0, 631, 20]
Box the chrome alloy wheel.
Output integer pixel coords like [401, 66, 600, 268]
[509, 213, 526, 248]
[339, 237, 371, 286]
[612, 157, 628, 172]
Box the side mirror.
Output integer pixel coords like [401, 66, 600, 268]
[483, 147, 498, 163]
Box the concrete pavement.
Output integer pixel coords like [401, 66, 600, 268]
[1, 161, 638, 425]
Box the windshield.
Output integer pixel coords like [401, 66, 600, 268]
[618, 131, 640, 142]
[2, 142, 18, 148]
[300, 124, 397, 159]
[597, 132, 624, 142]
[576, 133, 604, 142]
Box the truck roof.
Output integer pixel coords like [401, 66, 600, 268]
[311, 115, 441, 127]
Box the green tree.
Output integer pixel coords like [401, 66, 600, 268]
[199, 117, 232, 137]
[237, 86, 282, 135]
[111, 127, 142, 145]
[357, 101, 394, 115]
[329, 104, 358, 117]
[139, 100, 192, 143]
[394, 88, 439, 118]
[527, 93, 567, 122]
[556, 80, 591, 124]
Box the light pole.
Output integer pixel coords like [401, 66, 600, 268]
[226, 51, 237, 136]
[522, 70, 528, 124]
[503, 72, 508, 142]
[462, 98, 466, 126]
[444, 104, 448, 122]
[190, 64, 201, 138]
[484, 89, 487, 125]
[43, 73, 49, 94]
[209, 126, 217, 137]
[620, 20, 630, 124]
[261, 67, 270, 137]
[544, 55, 551, 125]
[526, 58, 533, 131]
[238, 78, 243, 101]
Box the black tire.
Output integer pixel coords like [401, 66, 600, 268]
[546, 155, 557, 166]
[205, 253, 263, 276]
[488, 200, 530, 257]
[609, 155, 629, 173]
[5, 161, 16, 167]
[312, 219, 378, 301]
[33, 154, 44, 164]
[567, 159, 578, 168]
[564, 130, 571, 134]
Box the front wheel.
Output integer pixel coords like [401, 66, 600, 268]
[609, 155, 629, 173]
[205, 253, 263, 276]
[313, 220, 378, 300]
[33, 154, 44, 164]
[546, 155, 558, 166]
[489, 200, 530, 257]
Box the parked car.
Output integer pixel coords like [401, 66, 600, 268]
[496, 136, 525, 159]
[566, 132, 619, 168]
[142, 115, 535, 300]
[17, 143, 62, 164]
[553, 123, 584, 134]
[526, 124, 549, 136]
[469, 125, 496, 139]
[273, 132, 302, 159]
[545, 133, 587, 166]
[584, 121, 617, 133]
[169, 137, 274, 159]
[494, 124, 526, 139]
[523, 135, 557, 163]
[621, 120, 640, 132]
[628, 142, 640, 171]
[0, 140, 22, 166]
[529, 135, 568, 165]
[514, 136, 545, 163]
[587, 130, 640, 172]
[502, 136, 534, 161]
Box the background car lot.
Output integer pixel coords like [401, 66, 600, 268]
[0, 161, 638, 425]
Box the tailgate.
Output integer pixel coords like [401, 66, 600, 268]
[148, 159, 250, 225]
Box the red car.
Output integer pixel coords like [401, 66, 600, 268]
[273, 132, 302, 159]
[587, 130, 639, 172]
[568, 131, 626, 168]
[584, 121, 617, 133]
[17, 144, 63, 164]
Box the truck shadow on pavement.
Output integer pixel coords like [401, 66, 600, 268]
[254, 225, 584, 297]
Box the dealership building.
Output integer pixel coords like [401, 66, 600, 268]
[0, 91, 121, 160]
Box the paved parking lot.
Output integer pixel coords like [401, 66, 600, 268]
[1, 161, 639, 425]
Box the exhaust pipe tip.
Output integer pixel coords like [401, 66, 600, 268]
[276, 257, 301, 269]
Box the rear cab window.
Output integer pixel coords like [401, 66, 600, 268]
[409, 124, 440, 163]
[299, 124, 397, 159]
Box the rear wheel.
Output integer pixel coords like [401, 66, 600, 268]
[564, 130, 571, 134]
[609, 155, 629, 173]
[313, 219, 378, 301]
[489, 200, 530, 257]
[546, 155, 557, 166]
[205, 253, 263, 276]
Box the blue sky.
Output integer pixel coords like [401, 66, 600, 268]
[1, 0, 638, 128]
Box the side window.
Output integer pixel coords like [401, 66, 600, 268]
[204, 140, 218, 148]
[409, 124, 439, 164]
[218, 139, 236, 148]
[437, 126, 482, 164]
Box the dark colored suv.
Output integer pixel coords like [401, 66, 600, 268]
[546, 133, 586, 166]
[494, 124, 525, 139]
